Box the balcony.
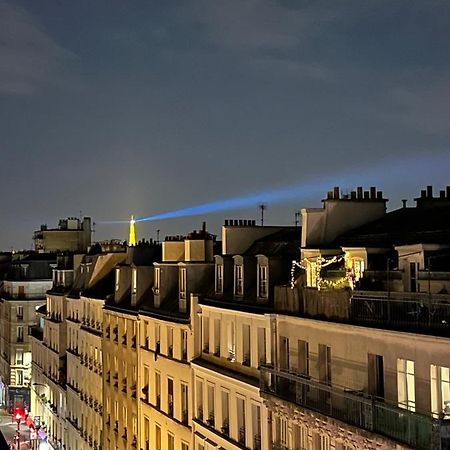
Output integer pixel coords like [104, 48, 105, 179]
[260, 365, 450, 450]
[350, 291, 450, 336]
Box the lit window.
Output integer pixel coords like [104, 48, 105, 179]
[353, 259, 365, 281]
[397, 358, 415, 411]
[431, 365, 450, 417]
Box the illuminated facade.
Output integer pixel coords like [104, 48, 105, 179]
[31, 244, 126, 450]
[0, 253, 55, 413]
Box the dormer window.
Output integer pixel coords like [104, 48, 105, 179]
[234, 264, 243, 296]
[215, 264, 223, 294]
[257, 264, 268, 299]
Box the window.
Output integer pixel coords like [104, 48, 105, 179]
[431, 365, 450, 417]
[215, 264, 223, 294]
[155, 424, 161, 450]
[318, 344, 331, 384]
[242, 324, 250, 366]
[167, 379, 174, 416]
[257, 327, 266, 366]
[181, 443, 189, 450]
[16, 350, 23, 365]
[167, 327, 173, 357]
[207, 384, 215, 426]
[202, 316, 209, 353]
[17, 306, 23, 320]
[294, 424, 308, 450]
[252, 404, 261, 448]
[181, 383, 188, 423]
[168, 434, 174, 450]
[352, 259, 365, 282]
[277, 416, 287, 448]
[196, 379, 203, 420]
[237, 397, 246, 444]
[181, 330, 188, 360]
[221, 391, 229, 434]
[298, 340, 309, 376]
[16, 326, 23, 343]
[234, 264, 243, 295]
[227, 321, 235, 361]
[155, 372, 161, 408]
[397, 358, 415, 411]
[17, 370, 23, 385]
[257, 264, 268, 298]
[213, 319, 220, 356]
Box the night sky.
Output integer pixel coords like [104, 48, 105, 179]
[1, 0, 449, 250]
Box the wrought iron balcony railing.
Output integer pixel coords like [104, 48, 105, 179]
[260, 365, 450, 450]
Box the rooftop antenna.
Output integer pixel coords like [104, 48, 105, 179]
[156, 229, 160, 244]
[92, 221, 96, 241]
[259, 204, 267, 226]
[295, 212, 300, 227]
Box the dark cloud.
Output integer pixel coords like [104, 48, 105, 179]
[0, 0, 76, 95]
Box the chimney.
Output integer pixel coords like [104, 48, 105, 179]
[333, 186, 340, 199]
[363, 191, 370, 199]
[376, 191, 383, 200]
[357, 187, 363, 199]
[427, 185, 433, 198]
[370, 187, 376, 199]
[447, 186, 450, 198]
[202, 222, 206, 233]
[440, 190, 446, 199]
[350, 191, 356, 199]
[421, 189, 426, 198]
[402, 199, 407, 208]
[224, 219, 228, 226]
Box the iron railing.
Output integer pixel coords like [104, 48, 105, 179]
[351, 291, 450, 335]
[260, 365, 450, 450]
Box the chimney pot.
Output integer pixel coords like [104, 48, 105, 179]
[357, 187, 363, 199]
[327, 191, 333, 199]
[421, 189, 426, 198]
[370, 187, 376, 199]
[376, 191, 383, 200]
[446, 186, 450, 198]
[333, 186, 340, 199]
[239, 220, 243, 226]
[363, 191, 370, 199]
[440, 190, 446, 199]
[350, 191, 356, 199]
[427, 185, 433, 198]
[402, 199, 407, 208]
[224, 220, 228, 226]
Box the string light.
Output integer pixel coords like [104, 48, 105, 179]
[290, 254, 356, 290]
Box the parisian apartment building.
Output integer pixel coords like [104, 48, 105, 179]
[24, 185, 450, 450]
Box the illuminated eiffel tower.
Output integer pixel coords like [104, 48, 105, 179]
[128, 215, 137, 246]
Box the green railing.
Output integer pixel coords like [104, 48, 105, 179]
[260, 366, 450, 450]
